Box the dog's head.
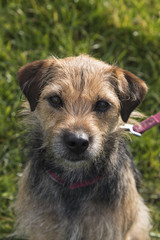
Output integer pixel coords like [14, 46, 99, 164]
[18, 55, 147, 164]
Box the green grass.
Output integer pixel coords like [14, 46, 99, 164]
[0, 0, 160, 239]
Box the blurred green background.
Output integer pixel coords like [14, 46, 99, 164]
[0, 0, 160, 239]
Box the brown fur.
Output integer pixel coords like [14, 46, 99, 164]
[15, 55, 150, 240]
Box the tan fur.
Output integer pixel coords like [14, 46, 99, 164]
[15, 55, 150, 240]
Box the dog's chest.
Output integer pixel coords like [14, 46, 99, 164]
[51, 201, 124, 240]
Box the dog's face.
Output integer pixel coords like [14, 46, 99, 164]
[18, 55, 147, 167]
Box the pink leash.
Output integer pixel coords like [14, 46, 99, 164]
[121, 112, 160, 137]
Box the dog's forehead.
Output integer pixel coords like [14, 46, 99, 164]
[61, 55, 112, 85]
[41, 55, 116, 100]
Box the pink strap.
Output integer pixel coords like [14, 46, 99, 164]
[133, 112, 160, 134]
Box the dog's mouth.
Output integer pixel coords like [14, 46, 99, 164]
[45, 151, 93, 174]
[56, 151, 91, 163]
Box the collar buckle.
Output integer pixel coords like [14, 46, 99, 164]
[120, 124, 142, 137]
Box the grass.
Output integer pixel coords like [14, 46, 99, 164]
[0, 0, 160, 239]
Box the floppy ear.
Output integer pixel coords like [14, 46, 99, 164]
[113, 68, 148, 122]
[18, 60, 48, 111]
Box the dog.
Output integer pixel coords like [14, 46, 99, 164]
[15, 55, 150, 240]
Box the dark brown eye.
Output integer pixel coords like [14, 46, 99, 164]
[48, 95, 63, 109]
[94, 100, 110, 112]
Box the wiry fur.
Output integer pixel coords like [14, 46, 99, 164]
[15, 55, 150, 240]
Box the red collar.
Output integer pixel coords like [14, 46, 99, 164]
[47, 170, 101, 190]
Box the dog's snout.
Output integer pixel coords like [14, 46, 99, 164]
[63, 132, 89, 155]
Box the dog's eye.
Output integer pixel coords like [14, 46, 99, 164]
[94, 100, 110, 112]
[48, 95, 63, 109]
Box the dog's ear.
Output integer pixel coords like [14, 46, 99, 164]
[113, 68, 148, 122]
[18, 60, 48, 111]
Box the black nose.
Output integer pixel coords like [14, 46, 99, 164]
[63, 132, 89, 154]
